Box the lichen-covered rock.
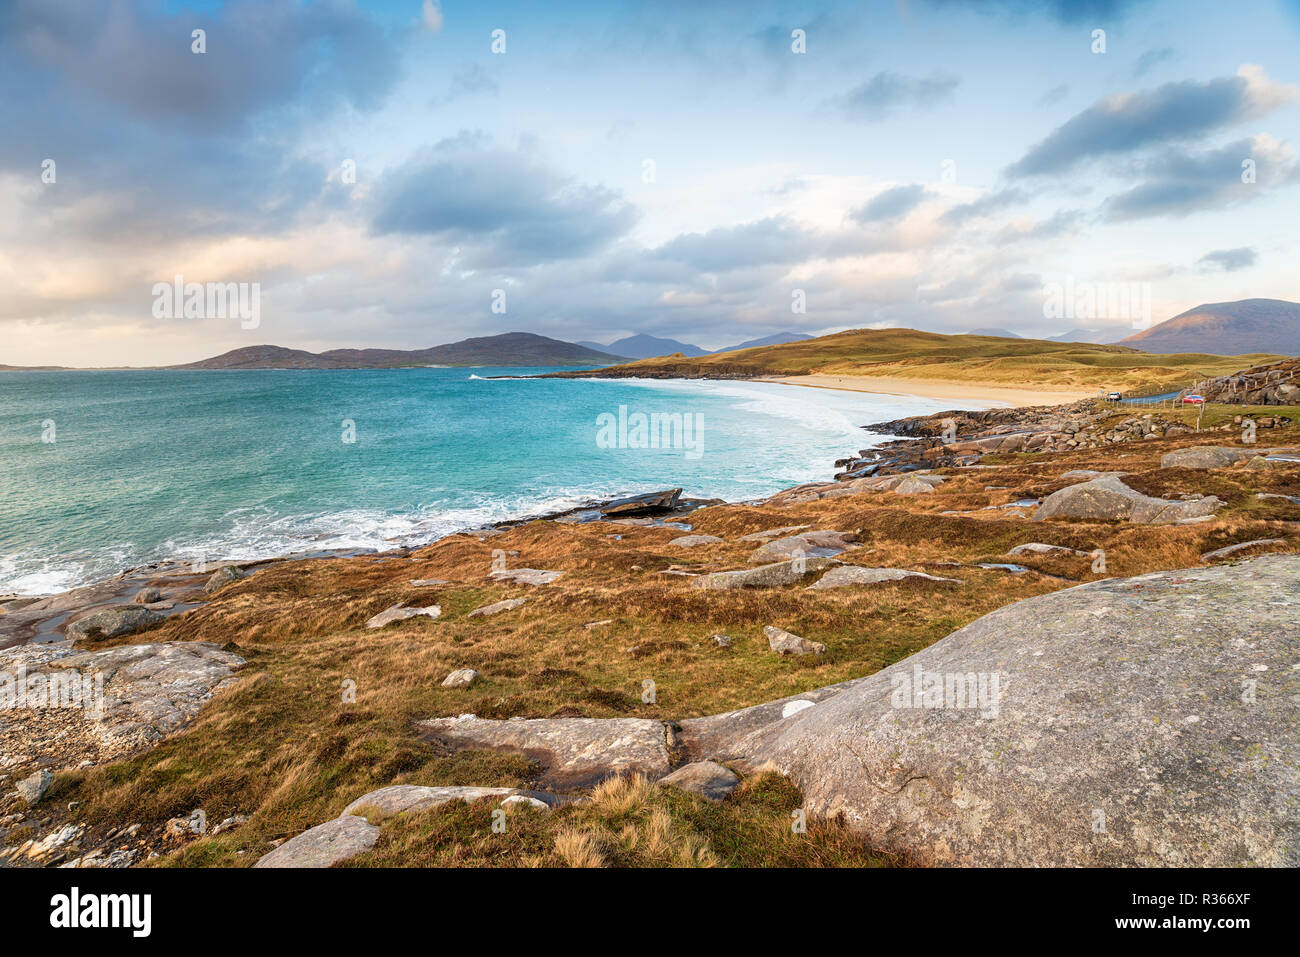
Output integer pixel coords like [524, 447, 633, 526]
[764, 625, 825, 656]
[0, 640, 246, 765]
[253, 815, 380, 868]
[204, 565, 247, 593]
[66, 605, 164, 642]
[441, 668, 479, 688]
[748, 530, 857, 564]
[657, 761, 740, 801]
[415, 715, 672, 789]
[669, 535, 724, 547]
[16, 769, 52, 806]
[488, 568, 563, 585]
[810, 566, 961, 589]
[1033, 475, 1221, 524]
[466, 598, 527, 618]
[365, 603, 441, 628]
[1160, 446, 1254, 469]
[680, 556, 1300, 867]
[691, 557, 837, 590]
[340, 784, 526, 820]
[1202, 539, 1286, 561]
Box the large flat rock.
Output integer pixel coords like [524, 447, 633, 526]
[253, 815, 381, 868]
[678, 556, 1300, 866]
[414, 715, 672, 789]
[0, 640, 246, 768]
[1034, 475, 1221, 524]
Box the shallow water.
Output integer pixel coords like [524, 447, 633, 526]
[0, 367, 966, 593]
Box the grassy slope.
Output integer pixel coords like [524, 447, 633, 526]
[572, 328, 1282, 394]
[22, 403, 1297, 868]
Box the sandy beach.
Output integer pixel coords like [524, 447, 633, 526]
[761, 374, 1097, 407]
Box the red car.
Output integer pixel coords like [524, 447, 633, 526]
[1183, 394, 1205, 404]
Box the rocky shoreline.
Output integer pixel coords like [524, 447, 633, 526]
[3, 393, 1299, 867]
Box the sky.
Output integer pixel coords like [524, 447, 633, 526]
[2, 0, 1299, 366]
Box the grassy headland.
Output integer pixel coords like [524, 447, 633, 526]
[549, 328, 1284, 397]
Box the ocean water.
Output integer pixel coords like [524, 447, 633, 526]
[0, 368, 964, 594]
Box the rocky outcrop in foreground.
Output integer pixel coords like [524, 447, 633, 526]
[410, 557, 1299, 866]
[682, 555, 1300, 866]
[0, 641, 246, 770]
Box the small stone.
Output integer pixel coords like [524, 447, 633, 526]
[365, 603, 442, 628]
[710, 634, 733, 647]
[441, 668, 480, 689]
[133, 587, 164, 605]
[658, 760, 741, 801]
[500, 794, 550, 810]
[669, 535, 724, 547]
[467, 598, 527, 618]
[16, 770, 52, 806]
[489, 568, 563, 586]
[204, 565, 247, 594]
[764, 625, 826, 656]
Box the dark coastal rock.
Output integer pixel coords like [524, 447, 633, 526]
[133, 587, 164, 605]
[691, 557, 837, 590]
[747, 530, 857, 564]
[657, 761, 740, 801]
[65, 605, 164, 642]
[601, 488, 682, 517]
[204, 565, 247, 593]
[414, 715, 672, 789]
[764, 625, 825, 656]
[809, 566, 961, 589]
[676, 556, 1300, 867]
[1033, 475, 1221, 524]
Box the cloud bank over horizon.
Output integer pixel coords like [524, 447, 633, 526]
[2, 0, 1299, 365]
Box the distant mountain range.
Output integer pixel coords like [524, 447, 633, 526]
[171, 333, 623, 370]
[1119, 299, 1300, 356]
[966, 328, 1022, 339]
[578, 331, 813, 358]
[1046, 328, 1128, 344]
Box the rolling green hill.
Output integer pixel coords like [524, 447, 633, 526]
[548, 328, 1283, 394]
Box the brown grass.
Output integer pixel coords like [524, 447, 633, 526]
[24, 405, 1300, 867]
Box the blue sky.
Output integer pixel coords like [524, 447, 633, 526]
[3, 0, 1299, 364]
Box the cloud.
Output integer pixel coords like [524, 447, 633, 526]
[432, 63, 499, 106]
[1103, 134, 1298, 220]
[370, 135, 638, 266]
[940, 187, 1030, 225]
[851, 185, 933, 223]
[649, 217, 821, 273]
[923, 0, 1154, 24]
[1132, 46, 1175, 78]
[1197, 247, 1257, 272]
[0, 0, 402, 133]
[1007, 66, 1298, 177]
[833, 72, 960, 122]
[422, 0, 444, 33]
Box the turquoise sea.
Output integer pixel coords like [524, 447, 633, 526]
[0, 368, 962, 594]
